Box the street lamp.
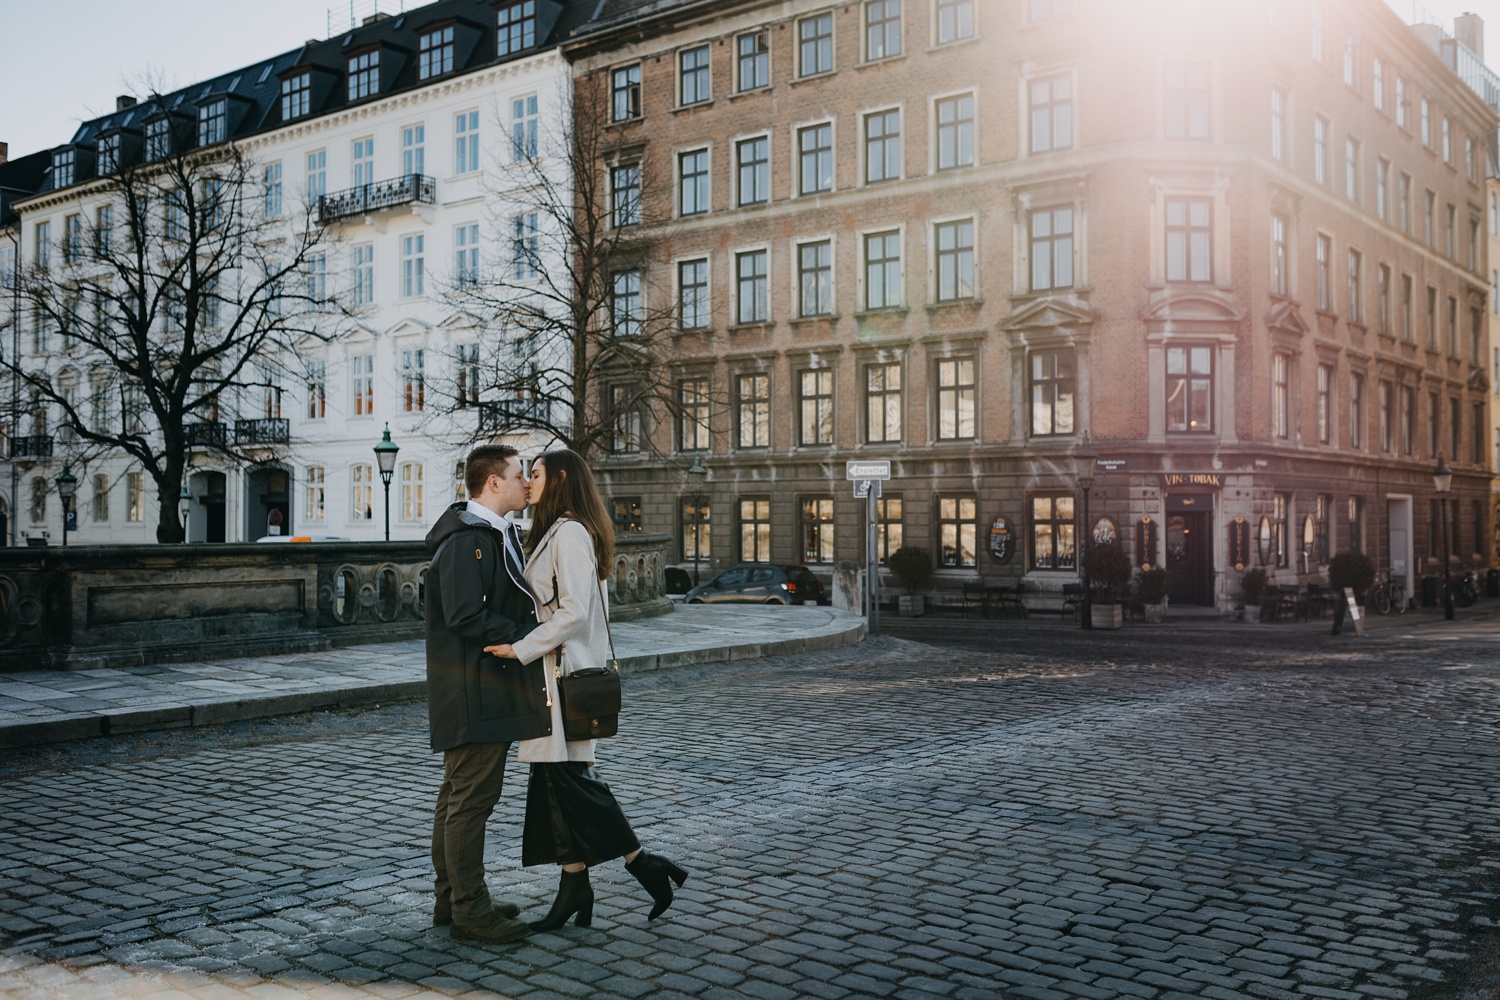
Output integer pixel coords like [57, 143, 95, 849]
[1075, 434, 1097, 631]
[687, 453, 708, 584]
[1433, 454, 1453, 620]
[374, 424, 400, 542]
[55, 464, 77, 547]
[179, 484, 192, 539]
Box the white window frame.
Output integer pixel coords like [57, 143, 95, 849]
[791, 118, 836, 198]
[1026, 69, 1076, 155]
[858, 224, 906, 311]
[733, 244, 772, 326]
[792, 234, 837, 319]
[860, 104, 904, 185]
[932, 214, 977, 303]
[674, 254, 712, 331]
[677, 145, 712, 217]
[732, 131, 773, 207]
[931, 89, 977, 173]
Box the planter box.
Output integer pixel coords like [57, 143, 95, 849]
[1243, 604, 1262, 623]
[898, 595, 927, 617]
[1143, 602, 1166, 624]
[1090, 604, 1124, 629]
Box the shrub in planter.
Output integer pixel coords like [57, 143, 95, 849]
[1138, 567, 1170, 623]
[1082, 542, 1133, 602]
[1240, 567, 1269, 621]
[887, 546, 933, 617]
[1327, 552, 1375, 599]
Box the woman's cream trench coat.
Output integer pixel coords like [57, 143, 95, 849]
[509, 518, 611, 764]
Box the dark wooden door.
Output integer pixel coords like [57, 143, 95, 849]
[1166, 511, 1212, 605]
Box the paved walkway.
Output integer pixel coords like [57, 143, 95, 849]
[0, 605, 865, 749]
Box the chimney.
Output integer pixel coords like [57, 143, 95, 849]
[362, 12, 391, 25]
[1455, 12, 1484, 59]
[0, 141, 8, 165]
[116, 95, 137, 112]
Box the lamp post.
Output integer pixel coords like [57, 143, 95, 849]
[687, 453, 708, 584]
[1075, 435, 1097, 630]
[179, 484, 192, 539]
[55, 464, 77, 547]
[374, 424, 399, 542]
[1434, 454, 1453, 620]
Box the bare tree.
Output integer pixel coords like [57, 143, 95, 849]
[6, 98, 344, 542]
[443, 73, 718, 457]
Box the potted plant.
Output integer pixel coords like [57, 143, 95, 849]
[1138, 567, 1170, 624]
[1240, 567, 1269, 622]
[1327, 551, 1375, 634]
[888, 546, 933, 617]
[1082, 541, 1132, 629]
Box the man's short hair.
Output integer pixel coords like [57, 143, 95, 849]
[464, 444, 520, 499]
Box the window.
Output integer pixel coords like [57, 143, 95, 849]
[0, 245, 13, 290]
[736, 250, 768, 324]
[737, 137, 769, 205]
[1429, 391, 1441, 457]
[452, 223, 480, 287]
[799, 369, 834, 445]
[512, 95, 539, 161]
[352, 354, 375, 416]
[877, 497, 903, 563]
[353, 137, 375, 190]
[1398, 173, 1410, 232]
[511, 212, 539, 280]
[1314, 116, 1328, 185]
[682, 498, 710, 566]
[455, 110, 480, 173]
[91, 474, 110, 523]
[1030, 0, 1073, 19]
[864, 231, 901, 310]
[865, 0, 902, 60]
[1270, 214, 1288, 296]
[53, 149, 75, 190]
[352, 464, 374, 520]
[740, 498, 771, 561]
[306, 466, 326, 522]
[935, 219, 974, 302]
[610, 385, 642, 454]
[281, 72, 311, 120]
[864, 109, 901, 183]
[1350, 372, 1364, 449]
[348, 50, 379, 101]
[497, 1, 536, 56]
[1030, 349, 1075, 436]
[802, 498, 835, 563]
[307, 360, 327, 419]
[937, 0, 974, 43]
[401, 233, 425, 297]
[737, 31, 769, 91]
[1425, 190, 1436, 246]
[1473, 402, 1485, 465]
[799, 240, 833, 317]
[612, 64, 641, 121]
[1166, 346, 1213, 433]
[1347, 248, 1362, 323]
[1401, 274, 1414, 342]
[1314, 363, 1333, 446]
[1274, 493, 1289, 569]
[64, 215, 82, 263]
[936, 93, 975, 169]
[402, 124, 426, 177]
[305, 253, 327, 305]
[307, 150, 327, 202]
[29, 477, 46, 524]
[98, 133, 120, 174]
[799, 13, 833, 77]
[1271, 87, 1286, 160]
[127, 472, 144, 523]
[1375, 158, 1387, 220]
[1311, 4, 1323, 61]
[1030, 494, 1073, 570]
[737, 373, 770, 448]
[1030, 207, 1073, 291]
[1273, 353, 1290, 439]
[1029, 74, 1073, 153]
[679, 258, 709, 329]
[1421, 98, 1430, 146]
[680, 148, 709, 214]
[680, 46, 710, 105]
[259, 162, 283, 218]
[1376, 263, 1390, 335]
[1378, 380, 1392, 451]
[612, 163, 641, 226]
[1442, 117, 1451, 161]
[612, 269, 642, 336]
[1165, 198, 1211, 283]
[1466, 136, 1476, 183]
[1445, 204, 1456, 259]
[679, 378, 710, 451]
[1426, 285, 1438, 349]
[1470, 219, 1480, 272]
[799, 124, 834, 195]
[936, 357, 975, 440]
[1450, 396, 1461, 460]
[1396, 75, 1407, 127]
[419, 26, 455, 79]
[401, 349, 425, 413]
[165, 191, 186, 240]
[353, 244, 374, 305]
[1472, 308, 1484, 363]
[456, 344, 480, 409]
[145, 117, 170, 160]
[1164, 62, 1210, 140]
[1373, 57, 1384, 110]
[1343, 34, 1355, 86]
[1447, 295, 1458, 357]
[401, 462, 425, 521]
[865, 362, 902, 443]
[1345, 137, 1358, 202]
[1399, 385, 1415, 455]
[1316, 234, 1332, 311]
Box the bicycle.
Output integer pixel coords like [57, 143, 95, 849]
[1371, 571, 1407, 615]
[1451, 570, 1479, 608]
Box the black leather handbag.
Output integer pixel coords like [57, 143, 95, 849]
[555, 569, 621, 740]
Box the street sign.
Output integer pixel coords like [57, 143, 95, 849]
[853, 479, 883, 499]
[846, 460, 891, 481]
[1097, 458, 1128, 472]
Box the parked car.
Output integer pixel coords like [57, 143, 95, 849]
[664, 567, 694, 602]
[684, 564, 826, 605]
[255, 535, 351, 543]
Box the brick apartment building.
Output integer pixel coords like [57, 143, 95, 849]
[568, 0, 1497, 610]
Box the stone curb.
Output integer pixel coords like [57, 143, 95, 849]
[0, 615, 867, 750]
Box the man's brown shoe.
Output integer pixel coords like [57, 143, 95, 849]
[450, 914, 531, 943]
[434, 900, 520, 927]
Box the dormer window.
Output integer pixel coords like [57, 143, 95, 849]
[348, 49, 379, 101]
[281, 71, 311, 120]
[198, 99, 227, 146]
[497, 1, 536, 57]
[53, 149, 75, 189]
[98, 134, 120, 174]
[419, 25, 455, 79]
[146, 118, 171, 160]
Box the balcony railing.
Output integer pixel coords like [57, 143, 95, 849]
[235, 418, 290, 446]
[318, 174, 436, 223]
[185, 421, 228, 448]
[9, 435, 54, 460]
[479, 399, 552, 436]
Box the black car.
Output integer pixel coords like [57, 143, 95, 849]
[684, 564, 826, 605]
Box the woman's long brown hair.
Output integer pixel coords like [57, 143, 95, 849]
[525, 449, 614, 579]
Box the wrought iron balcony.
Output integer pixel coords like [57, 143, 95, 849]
[479, 399, 552, 436]
[185, 421, 228, 448]
[317, 174, 436, 223]
[9, 435, 54, 460]
[235, 418, 290, 446]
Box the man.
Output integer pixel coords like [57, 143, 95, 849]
[425, 444, 551, 943]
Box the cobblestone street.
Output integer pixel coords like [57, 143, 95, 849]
[2, 619, 1499, 999]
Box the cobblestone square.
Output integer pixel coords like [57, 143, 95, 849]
[2, 618, 1499, 999]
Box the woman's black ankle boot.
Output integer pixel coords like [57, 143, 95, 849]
[625, 851, 688, 920]
[531, 869, 594, 931]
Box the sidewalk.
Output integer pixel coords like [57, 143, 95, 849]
[0, 604, 865, 749]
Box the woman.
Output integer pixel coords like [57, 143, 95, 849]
[484, 448, 687, 931]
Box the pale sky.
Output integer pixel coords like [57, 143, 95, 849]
[2, 0, 1499, 160]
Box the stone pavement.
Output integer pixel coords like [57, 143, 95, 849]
[0, 605, 864, 749]
[2, 614, 1499, 999]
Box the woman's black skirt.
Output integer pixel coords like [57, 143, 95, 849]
[523, 762, 641, 867]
